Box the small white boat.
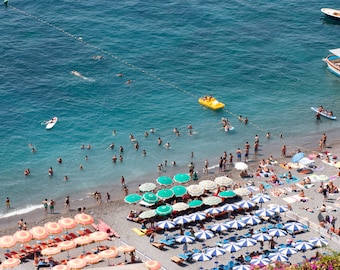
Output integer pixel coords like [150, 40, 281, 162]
[45, 117, 58, 129]
[311, 107, 336, 120]
[323, 48, 340, 77]
[321, 8, 340, 21]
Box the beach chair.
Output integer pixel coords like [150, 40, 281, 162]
[171, 256, 184, 265]
[151, 242, 165, 250]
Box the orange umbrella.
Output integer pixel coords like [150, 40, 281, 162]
[98, 248, 118, 259]
[116, 245, 135, 253]
[67, 258, 86, 269]
[52, 265, 69, 270]
[30, 226, 49, 240]
[145, 260, 162, 270]
[41, 246, 61, 256]
[1, 258, 21, 269]
[74, 235, 92, 246]
[13, 230, 32, 243]
[44, 222, 63, 235]
[89, 231, 108, 243]
[84, 253, 101, 264]
[58, 240, 76, 260]
[0, 235, 16, 249]
[58, 217, 77, 230]
[74, 213, 94, 226]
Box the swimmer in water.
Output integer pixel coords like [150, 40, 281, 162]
[116, 73, 123, 77]
[71, 70, 82, 77]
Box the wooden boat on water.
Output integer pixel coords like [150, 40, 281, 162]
[323, 48, 340, 77]
[198, 96, 225, 110]
[321, 8, 340, 21]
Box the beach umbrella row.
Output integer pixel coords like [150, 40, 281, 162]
[214, 176, 233, 187]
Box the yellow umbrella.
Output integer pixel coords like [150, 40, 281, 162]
[74, 213, 94, 226]
[44, 222, 63, 235]
[0, 235, 16, 249]
[67, 258, 86, 269]
[30, 226, 49, 240]
[1, 258, 21, 269]
[13, 230, 32, 243]
[85, 253, 101, 264]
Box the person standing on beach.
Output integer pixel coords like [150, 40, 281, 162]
[281, 145, 286, 157]
[49, 199, 55, 214]
[121, 176, 125, 187]
[236, 148, 242, 161]
[106, 192, 111, 203]
[64, 196, 70, 211]
[42, 199, 48, 212]
[204, 158, 209, 174]
[322, 133, 327, 148]
[6, 197, 10, 209]
[18, 219, 23, 230]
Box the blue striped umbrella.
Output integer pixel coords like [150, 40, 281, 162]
[268, 228, 287, 237]
[205, 247, 226, 257]
[309, 237, 328, 247]
[221, 203, 238, 212]
[173, 216, 192, 225]
[222, 242, 242, 253]
[175, 235, 195, 244]
[240, 215, 261, 226]
[236, 200, 255, 209]
[204, 207, 223, 215]
[194, 230, 214, 240]
[255, 208, 275, 217]
[278, 247, 298, 256]
[192, 253, 212, 262]
[189, 212, 206, 222]
[270, 205, 288, 213]
[251, 194, 270, 204]
[237, 238, 257, 248]
[156, 220, 176, 230]
[283, 222, 305, 233]
[210, 223, 229, 232]
[268, 253, 289, 263]
[252, 233, 272, 242]
[294, 241, 313, 251]
[250, 256, 270, 266]
[225, 220, 246, 230]
[233, 266, 251, 270]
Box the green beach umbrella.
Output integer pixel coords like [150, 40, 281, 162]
[218, 190, 237, 198]
[157, 189, 174, 200]
[139, 182, 156, 192]
[155, 205, 173, 216]
[174, 173, 191, 183]
[188, 199, 203, 208]
[171, 185, 187, 197]
[124, 194, 142, 204]
[142, 192, 159, 204]
[156, 176, 173, 186]
[203, 196, 222, 206]
[138, 210, 157, 219]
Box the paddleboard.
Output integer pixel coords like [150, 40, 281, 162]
[311, 107, 337, 120]
[46, 117, 58, 130]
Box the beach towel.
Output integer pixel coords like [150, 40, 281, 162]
[261, 182, 273, 189]
[132, 228, 146, 236]
[247, 186, 259, 192]
[292, 194, 309, 202]
[259, 172, 273, 178]
[270, 188, 287, 197]
[282, 196, 298, 204]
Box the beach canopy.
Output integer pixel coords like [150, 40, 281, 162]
[268, 228, 287, 237]
[234, 162, 248, 171]
[85, 253, 101, 264]
[205, 246, 226, 257]
[237, 237, 257, 248]
[174, 173, 191, 183]
[175, 235, 195, 243]
[218, 190, 236, 198]
[156, 176, 173, 186]
[41, 247, 61, 256]
[236, 200, 255, 209]
[210, 223, 229, 232]
[194, 230, 214, 240]
[155, 204, 173, 216]
[222, 242, 242, 253]
[142, 192, 159, 204]
[252, 233, 272, 242]
[30, 226, 49, 240]
[309, 237, 328, 247]
[187, 184, 204, 197]
[204, 207, 223, 215]
[221, 203, 238, 212]
[233, 266, 251, 270]
[1, 258, 21, 269]
[0, 235, 16, 249]
[57, 218, 77, 230]
[283, 222, 305, 232]
[251, 194, 270, 204]
[291, 152, 304, 163]
[189, 212, 206, 221]
[45, 222, 63, 234]
[192, 252, 212, 262]
[278, 246, 298, 256]
[240, 215, 261, 226]
[156, 220, 176, 230]
[139, 210, 157, 219]
[214, 176, 233, 186]
[255, 208, 275, 217]
[157, 189, 174, 200]
[139, 182, 156, 192]
[294, 241, 313, 251]
[171, 185, 187, 197]
[250, 256, 270, 266]
[75, 213, 94, 225]
[199, 180, 217, 190]
[144, 260, 161, 270]
[67, 258, 87, 269]
[173, 215, 192, 225]
[13, 230, 32, 243]
[172, 202, 189, 212]
[203, 196, 222, 206]
[188, 199, 203, 208]
[124, 194, 142, 204]
[270, 205, 288, 213]
[268, 253, 289, 263]
[225, 220, 246, 230]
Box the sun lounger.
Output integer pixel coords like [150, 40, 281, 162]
[132, 228, 145, 236]
[171, 256, 185, 265]
[160, 239, 175, 246]
[92, 219, 120, 238]
[151, 242, 165, 250]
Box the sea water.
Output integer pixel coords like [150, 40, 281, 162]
[1, 0, 340, 217]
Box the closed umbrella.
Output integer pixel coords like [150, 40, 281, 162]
[309, 237, 328, 247]
[268, 252, 289, 263]
[156, 220, 176, 230]
[30, 226, 49, 240]
[139, 210, 157, 219]
[1, 258, 21, 269]
[294, 241, 313, 251]
[57, 218, 77, 231]
[142, 192, 159, 204]
[74, 213, 94, 226]
[189, 212, 206, 222]
[45, 222, 63, 234]
[175, 235, 195, 244]
[240, 215, 261, 226]
[218, 190, 236, 198]
[156, 176, 173, 186]
[252, 233, 272, 242]
[255, 208, 275, 217]
[13, 230, 32, 243]
[223, 242, 242, 253]
[172, 202, 189, 212]
[194, 230, 214, 240]
[41, 247, 61, 256]
[156, 189, 174, 200]
[278, 247, 298, 256]
[174, 173, 190, 183]
[188, 199, 203, 208]
[235, 162, 248, 171]
[203, 196, 222, 206]
[204, 207, 223, 215]
[205, 247, 226, 257]
[192, 253, 212, 262]
[173, 216, 192, 225]
[214, 176, 233, 187]
[236, 200, 255, 209]
[0, 235, 16, 249]
[124, 194, 142, 204]
[155, 205, 173, 216]
[221, 203, 238, 212]
[67, 258, 87, 269]
[187, 185, 204, 197]
[226, 220, 246, 230]
[210, 223, 229, 232]
[292, 152, 304, 163]
[171, 185, 187, 197]
[139, 182, 156, 192]
[268, 228, 287, 237]
[234, 187, 251, 196]
[199, 180, 217, 190]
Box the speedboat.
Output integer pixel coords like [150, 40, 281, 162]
[323, 48, 340, 77]
[198, 96, 225, 110]
[321, 8, 340, 21]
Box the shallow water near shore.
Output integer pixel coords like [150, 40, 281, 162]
[1, 0, 340, 218]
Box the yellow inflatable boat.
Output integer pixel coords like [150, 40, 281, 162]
[198, 96, 225, 110]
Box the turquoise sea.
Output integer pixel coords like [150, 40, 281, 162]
[1, 0, 340, 217]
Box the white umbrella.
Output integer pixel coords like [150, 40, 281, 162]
[139, 182, 156, 192]
[268, 253, 289, 262]
[278, 247, 298, 256]
[172, 202, 189, 212]
[234, 187, 251, 196]
[240, 215, 261, 226]
[268, 228, 287, 237]
[294, 241, 313, 251]
[192, 253, 212, 262]
[203, 196, 222, 206]
[189, 212, 206, 222]
[138, 210, 157, 219]
[156, 220, 176, 230]
[223, 242, 242, 253]
[187, 184, 204, 197]
[221, 203, 239, 212]
[237, 238, 257, 248]
[250, 256, 270, 266]
[235, 162, 248, 171]
[204, 207, 223, 215]
[210, 223, 230, 232]
[236, 200, 255, 209]
[225, 220, 246, 230]
[194, 230, 214, 240]
[214, 176, 233, 187]
[255, 208, 275, 217]
[205, 247, 226, 257]
[175, 235, 195, 244]
[284, 222, 305, 233]
[270, 205, 288, 213]
[199, 180, 218, 190]
[252, 233, 272, 242]
[173, 216, 192, 225]
[309, 237, 328, 247]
